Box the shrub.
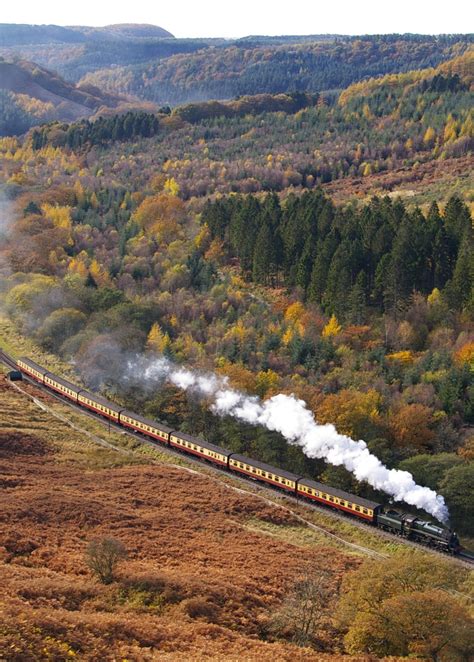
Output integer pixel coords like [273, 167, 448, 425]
[184, 597, 219, 622]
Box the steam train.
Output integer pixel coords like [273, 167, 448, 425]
[15, 356, 461, 554]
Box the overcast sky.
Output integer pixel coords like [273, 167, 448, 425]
[2, 0, 472, 38]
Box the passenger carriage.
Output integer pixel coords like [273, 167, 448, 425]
[228, 454, 300, 492]
[169, 431, 231, 466]
[17, 357, 50, 384]
[297, 478, 381, 522]
[119, 410, 172, 444]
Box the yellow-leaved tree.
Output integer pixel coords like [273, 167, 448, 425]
[89, 259, 110, 288]
[67, 251, 89, 280]
[423, 126, 436, 147]
[41, 203, 72, 231]
[255, 369, 280, 398]
[283, 301, 306, 344]
[284, 301, 305, 324]
[427, 287, 441, 305]
[322, 315, 342, 338]
[146, 323, 171, 354]
[163, 177, 180, 197]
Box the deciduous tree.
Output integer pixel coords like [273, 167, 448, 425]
[85, 537, 128, 584]
[271, 568, 334, 648]
[389, 403, 436, 451]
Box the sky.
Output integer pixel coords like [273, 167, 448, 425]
[2, 0, 473, 38]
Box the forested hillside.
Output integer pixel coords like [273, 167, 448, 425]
[28, 50, 473, 207]
[79, 35, 472, 104]
[0, 24, 221, 82]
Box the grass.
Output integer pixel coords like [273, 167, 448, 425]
[0, 313, 194, 468]
[247, 490, 406, 558]
[398, 173, 474, 211]
[0, 315, 77, 378]
[242, 518, 355, 552]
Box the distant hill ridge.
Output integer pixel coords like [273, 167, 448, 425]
[68, 23, 175, 41]
[0, 23, 174, 47]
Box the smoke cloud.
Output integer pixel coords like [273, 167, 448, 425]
[0, 191, 13, 275]
[0, 191, 14, 306]
[120, 353, 449, 523]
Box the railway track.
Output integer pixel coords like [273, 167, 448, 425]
[0, 349, 18, 371]
[1, 348, 473, 567]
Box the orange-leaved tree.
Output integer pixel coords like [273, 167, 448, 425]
[132, 193, 186, 243]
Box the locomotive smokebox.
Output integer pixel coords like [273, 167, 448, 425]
[8, 370, 23, 381]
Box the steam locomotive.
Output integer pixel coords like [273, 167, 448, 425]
[15, 356, 461, 555]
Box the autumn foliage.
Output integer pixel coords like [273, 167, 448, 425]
[132, 193, 186, 242]
[337, 554, 472, 660]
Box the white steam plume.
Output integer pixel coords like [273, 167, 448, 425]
[126, 355, 449, 523]
[0, 191, 14, 301]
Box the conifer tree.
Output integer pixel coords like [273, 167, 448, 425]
[445, 236, 473, 310]
[349, 271, 368, 324]
[252, 222, 274, 284]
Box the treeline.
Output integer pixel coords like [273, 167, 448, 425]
[420, 73, 468, 93]
[203, 191, 473, 318]
[172, 92, 319, 123]
[29, 93, 319, 149]
[31, 111, 161, 149]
